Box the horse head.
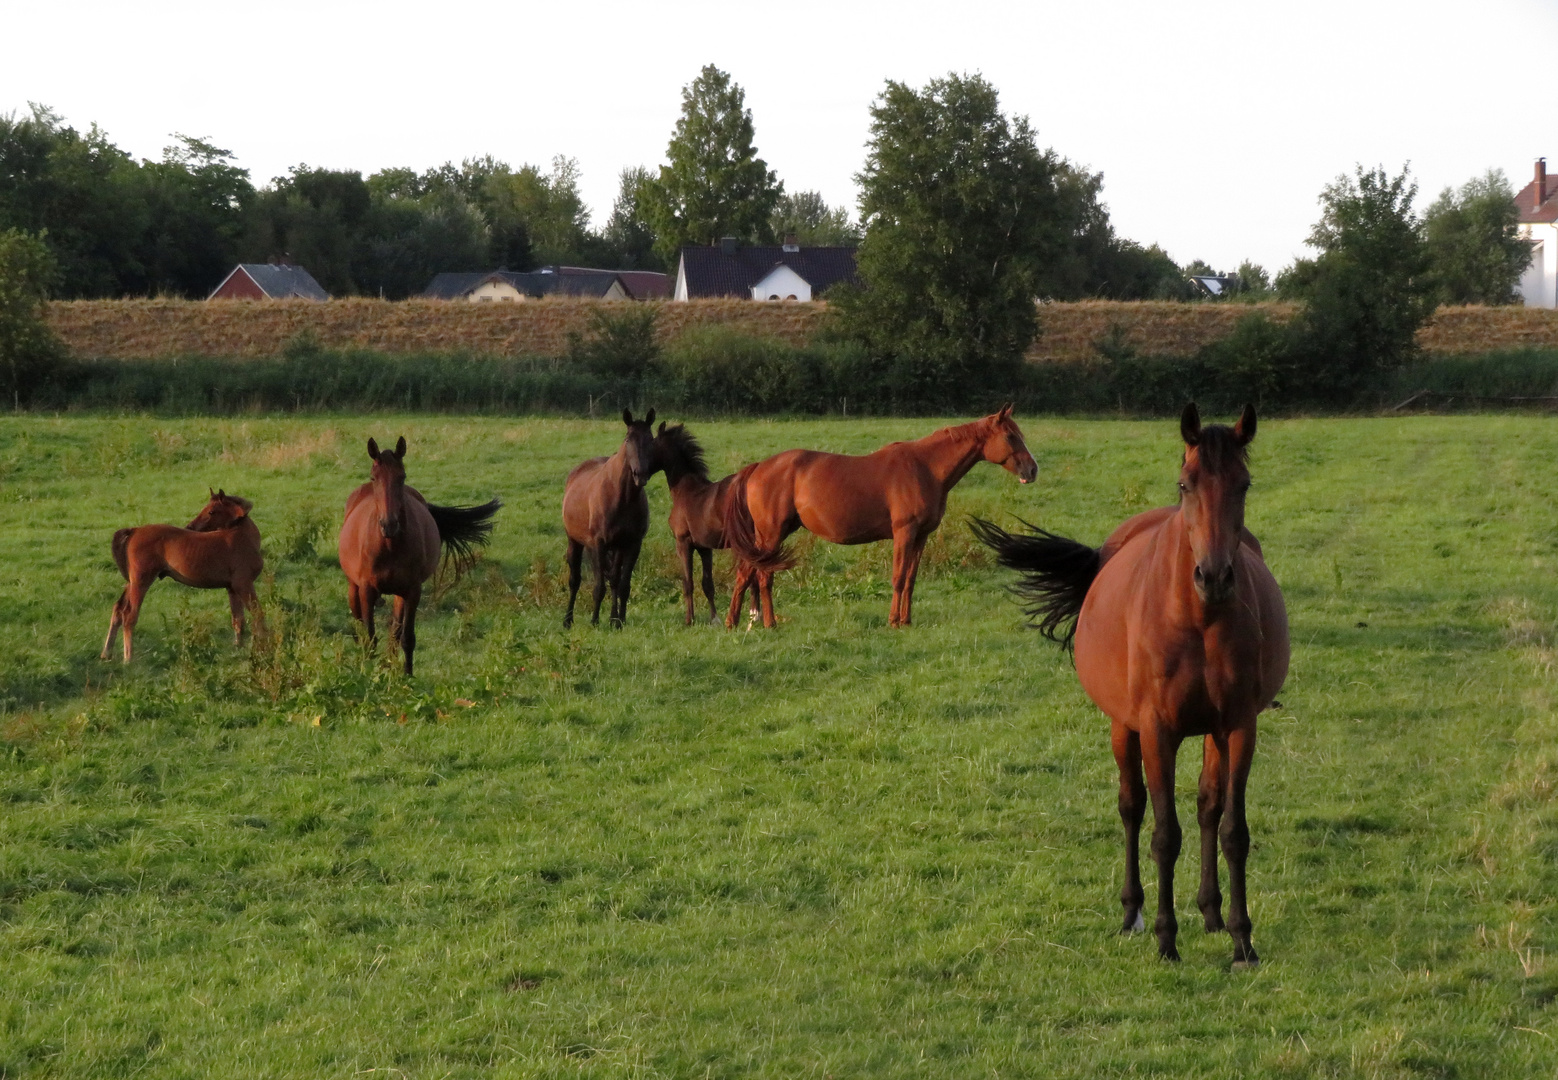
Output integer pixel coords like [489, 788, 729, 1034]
[1178, 403, 1256, 607]
[621, 408, 658, 487]
[981, 404, 1038, 484]
[367, 436, 409, 539]
[187, 488, 253, 531]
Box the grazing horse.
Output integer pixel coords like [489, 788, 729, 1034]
[722, 405, 1038, 629]
[562, 409, 660, 628]
[973, 404, 1288, 967]
[102, 489, 263, 663]
[338, 436, 500, 675]
[657, 421, 744, 625]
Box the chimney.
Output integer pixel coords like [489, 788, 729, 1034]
[719, 236, 738, 255]
[1538, 158, 1548, 208]
[782, 233, 800, 253]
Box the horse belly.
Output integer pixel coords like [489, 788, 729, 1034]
[793, 472, 892, 545]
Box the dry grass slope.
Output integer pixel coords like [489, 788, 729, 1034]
[44, 298, 1558, 364]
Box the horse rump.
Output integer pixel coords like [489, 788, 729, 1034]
[427, 498, 502, 575]
[111, 527, 136, 580]
[721, 463, 794, 573]
[970, 518, 1100, 649]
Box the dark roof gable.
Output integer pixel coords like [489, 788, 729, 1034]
[210, 263, 329, 300]
[678, 245, 858, 299]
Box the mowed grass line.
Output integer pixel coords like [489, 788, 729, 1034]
[1, 415, 1556, 1078]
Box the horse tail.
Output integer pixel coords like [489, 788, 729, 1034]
[969, 518, 1100, 650]
[111, 528, 136, 581]
[723, 462, 794, 572]
[427, 498, 502, 575]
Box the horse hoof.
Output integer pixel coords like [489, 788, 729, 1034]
[1231, 959, 1260, 972]
[1203, 916, 1225, 934]
[1159, 947, 1181, 962]
[1121, 911, 1146, 935]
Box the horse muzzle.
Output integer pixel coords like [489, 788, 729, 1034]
[1193, 561, 1236, 605]
[379, 518, 403, 539]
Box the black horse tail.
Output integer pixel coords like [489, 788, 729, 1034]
[970, 518, 1100, 650]
[428, 498, 502, 575]
[111, 528, 136, 581]
[722, 463, 794, 572]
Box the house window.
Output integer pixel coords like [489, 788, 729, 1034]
[768, 294, 780, 301]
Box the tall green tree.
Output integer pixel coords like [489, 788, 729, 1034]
[770, 190, 860, 246]
[134, 135, 253, 297]
[1281, 164, 1435, 396]
[0, 228, 63, 405]
[644, 65, 783, 265]
[834, 73, 1076, 404]
[1423, 169, 1530, 305]
[599, 166, 663, 270]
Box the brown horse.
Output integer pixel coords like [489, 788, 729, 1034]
[973, 404, 1288, 967]
[102, 489, 263, 663]
[722, 405, 1038, 629]
[656, 421, 744, 625]
[338, 436, 500, 675]
[562, 409, 660, 628]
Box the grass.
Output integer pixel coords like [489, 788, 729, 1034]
[1, 414, 1557, 1077]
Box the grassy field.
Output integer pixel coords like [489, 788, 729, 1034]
[2, 414, 1557, 1078]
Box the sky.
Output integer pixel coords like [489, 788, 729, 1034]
[3, 0, 1553, 276]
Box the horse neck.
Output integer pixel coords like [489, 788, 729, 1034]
[604, 445, 640, 496]
[912, 421, 989, 492]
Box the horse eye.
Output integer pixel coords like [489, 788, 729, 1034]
[1177, 481, 1188, 493]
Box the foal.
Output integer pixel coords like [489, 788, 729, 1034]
[102, 489, 263, 663]
[975, 405, 1288, 966]
[657, 421, 743, 625]
[562, 409, 661, 628]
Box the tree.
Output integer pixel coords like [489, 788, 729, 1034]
[644, 65, 783, 265]
[134, 135, 254, 297]
[243, 165, 373, 294]
[1283, 164, 1435, 396]
[1423, 169, 1530, 305]
[770, 190, 860, 246]
[835, 73, 1077, 404]
[599, 166, 662, 270]
[0, 228, 63, 406]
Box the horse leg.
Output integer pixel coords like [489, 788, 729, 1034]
[361, 585, 380, 645]
[1197, 735, 1229, 933]
[757, 569, 777, 629]
[563, 539, 583, 629]
[611, 539, 641, 628]
[102, 589, 127, 660]
[590, 546, 608, 626]
[395, 588, 421, 676]
[677, 538, 696, 626]
[699, 548, 718, 625]
[1223, 723, 1260, 967]
[898, 530, 929, 627]
[227, 588, 246, 646]
[1111, 720, 1148, 934]
[725, 562, 753, 629]
[1141, 726, 1183, 961]
[120, 576, 152, 663]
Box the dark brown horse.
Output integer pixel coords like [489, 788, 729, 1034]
[102, 489, 263, 663]
[723, 406, 1038, 628]
[656, 421, 744, 625]
[562, 409, 660, 628]
[974, 404, 1288, 967]
[338, 436, 500, 675]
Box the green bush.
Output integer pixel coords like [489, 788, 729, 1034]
[0, 228, 64, 407]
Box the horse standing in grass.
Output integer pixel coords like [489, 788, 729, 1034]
[102, 489, 264, 663]
[722, 405, 1038, 629]
[338, 436, 500, 675]
[562, 409, 660, 628]
[973, 404, 1288, 967]
[656, 421, 745, 625]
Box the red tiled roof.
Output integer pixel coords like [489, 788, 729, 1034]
[1516, 178, 1558, 224]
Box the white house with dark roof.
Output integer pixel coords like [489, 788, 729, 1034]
[673, 238, 859, 301]
[422, 269, 630, 301]
[1517, 158, 1558, 308]
[207, 262, 329, 301]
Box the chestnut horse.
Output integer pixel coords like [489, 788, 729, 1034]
[973, 404, 1288, 967]
[339, 436, 501, 675]
[656, 421, 743, 625]
[102, 489, 263, 663]
[722, 405, 1038, 629]
[562, 409, 661, 628]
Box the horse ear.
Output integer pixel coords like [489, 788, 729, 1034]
[1234, 403, 1257, 445]
[657, 421, 666, 436]
[209, 486, 215, 498]
[1180, 403, 1202, 447]
[645, 407, 656, 426]
[367, 437, 380, 461]
[394, 436, 407, 459]
[999, 402, 1014, 420]
[622, 408, 634, 426]
[217, 488, 226, 498]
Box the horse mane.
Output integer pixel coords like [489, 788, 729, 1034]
[658, 423, 709, 483]
[1190, 425, 1250, 472]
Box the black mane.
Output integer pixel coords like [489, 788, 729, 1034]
[1192, 424, 1250, 472]
[657, 423, 709, 483]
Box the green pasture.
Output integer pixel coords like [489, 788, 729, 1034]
[1, 414, 1556, 1078]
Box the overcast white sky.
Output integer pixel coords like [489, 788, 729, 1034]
[3, 0, 1553, 275]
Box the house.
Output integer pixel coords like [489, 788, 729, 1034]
[1517, 158, 1558, 308]
[672, 238, 858, 301]
[208, 261, 329, 301]
[421, 268, 633, 302]
[1188, 275, 1238, 298]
